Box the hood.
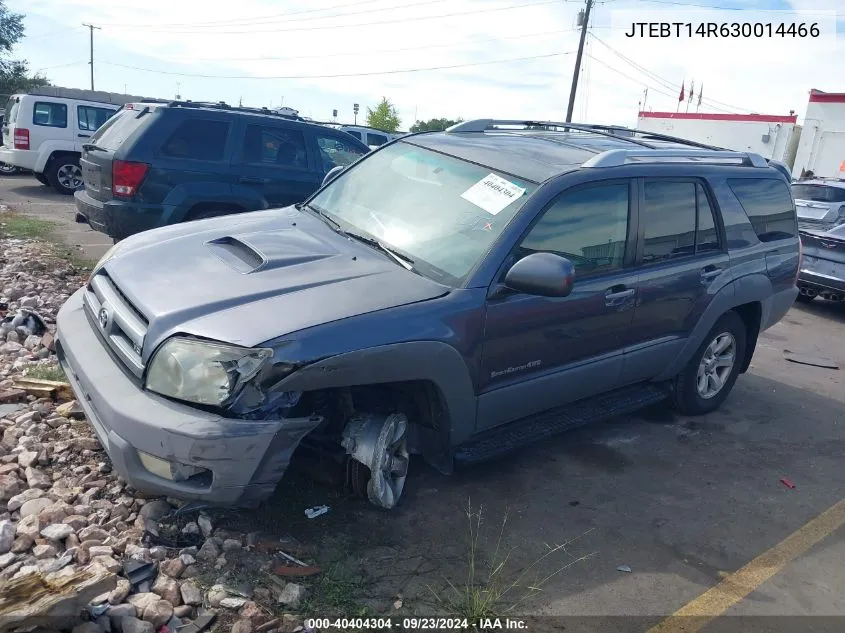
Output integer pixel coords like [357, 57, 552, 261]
[102, 207, 450, 356]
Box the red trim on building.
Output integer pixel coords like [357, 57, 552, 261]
[637, 111, 797, 123]
[809, 90, 845, 104]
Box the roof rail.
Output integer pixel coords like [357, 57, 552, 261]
[582, 148, 768, 168]
[165, 100, 304, 120]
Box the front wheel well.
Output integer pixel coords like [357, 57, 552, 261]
[731, 301, 762, 373]
[45, 151, 81, 169]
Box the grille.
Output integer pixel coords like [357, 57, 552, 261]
[83, 272, 148, 378]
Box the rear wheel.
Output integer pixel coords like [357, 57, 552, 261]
[672, 311, 746, 415]
[0, 163, 18, 175]
[33, 173, 49, 186]
[46, 157, 83, 195]
[795, 292, 815, 304]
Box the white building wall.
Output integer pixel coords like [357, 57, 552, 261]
[636, 112, 800, 166]
[791, 90, 845, 179]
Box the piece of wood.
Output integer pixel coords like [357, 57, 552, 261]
[12, 377, 72, 401]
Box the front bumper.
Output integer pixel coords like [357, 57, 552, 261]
[56, 288, 320, 507]
[0, 148, 38, 171]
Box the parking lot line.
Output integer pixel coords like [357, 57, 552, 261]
[647, 498, 845, 633]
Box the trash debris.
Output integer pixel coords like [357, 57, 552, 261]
[272, 565, 322, 578]
[616, 565, 632, 573]
[176, 612, 216, 633]
[1, 309, 47, 337]
[783, 350, 839, 370]
[393, 595, 403, 610]
[278, 550, 308, 567]
[780, 478, 797, 489]
[304, 505, 330, 519]
[122, 559, 156, 589]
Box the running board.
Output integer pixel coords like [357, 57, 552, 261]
[454, 383, 670, 465]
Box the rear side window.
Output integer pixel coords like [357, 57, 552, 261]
[90, 109, 149, 151]
[242, 125, 308, 168]
[791, 184, 845, 203]
[728, 178, 797, 242]
[160, 119, 230, 161]
[368, 133, 388, 146]
[33, 102, 67, 128]
[78, 106, 116, 132]
[5, 98, 18, 125]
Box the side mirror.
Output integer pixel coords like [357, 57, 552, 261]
[504, 252, 575, 297]
[322, 165, 344, 187]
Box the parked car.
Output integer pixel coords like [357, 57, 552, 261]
[0, 88, 124, 194]
[55, 120, 799, 511]
[74, 101, 371, 242]
[328, 124, 397, 148]
[797, 224, 845, 302]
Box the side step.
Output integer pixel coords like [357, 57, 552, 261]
[454, 383, 669, 465]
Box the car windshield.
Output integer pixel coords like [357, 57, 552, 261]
[310, 141, 536, 285]
[792, 184, 845, 203]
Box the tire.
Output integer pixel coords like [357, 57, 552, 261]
[795, 293, 815, 304]
[671, 311, 747, 416]
[33, 173, 49, 186]
[0, 163, 18, 175]
[46, 156, 83, 195]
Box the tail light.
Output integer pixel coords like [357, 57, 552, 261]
[112, 160, 149, 198]
[13, 128, 29, 150]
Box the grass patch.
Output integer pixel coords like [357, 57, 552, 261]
[300, 564, 370, 617]
[430, 500, 595, 620]
[0, 214, 56, 240]
[25, 364, 67, 382]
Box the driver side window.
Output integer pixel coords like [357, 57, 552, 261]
[518, 182, 630, 274]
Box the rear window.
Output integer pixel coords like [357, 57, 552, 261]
[791, 184, 845, 203]
[90, 108, 150, 151]
[728, 178, 797, 242]
[160, 119, 229, 161]
[33, 101, 67, 128]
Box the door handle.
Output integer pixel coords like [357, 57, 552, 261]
[605, 286, 635, 306]
[700, 266, 722, 282]
[238, 176, 269, 184]
[78, 134, 91, 138]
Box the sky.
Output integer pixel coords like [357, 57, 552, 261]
[8, 0, 844, 130]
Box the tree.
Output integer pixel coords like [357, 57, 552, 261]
[366, 97, 401, 133]
[409, 117, 463, 133]
[0, 2, 49, 97]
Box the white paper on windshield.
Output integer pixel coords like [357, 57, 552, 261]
[460, 173, 526, 215]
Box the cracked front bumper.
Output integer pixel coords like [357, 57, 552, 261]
[55, 288, 319, 507]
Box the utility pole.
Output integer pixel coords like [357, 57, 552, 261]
[82, 23, 101, 91]
[565, 0, 593, 123]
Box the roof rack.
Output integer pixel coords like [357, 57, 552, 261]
[446, 119, 727, 151]
[582, 148, 768, 168]
[164, 100, 304, 120]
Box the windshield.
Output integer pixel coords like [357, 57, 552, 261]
[310, 141, 536, 285]
[792, 184, 845, 203]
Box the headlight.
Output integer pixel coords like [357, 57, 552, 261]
[145, 337, 272, 406]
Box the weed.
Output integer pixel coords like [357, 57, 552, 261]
[0, 215, 56, 240]
[430, 499, 595, 619]
[299, 563, 370, 616]
[25, 364, 67, 382]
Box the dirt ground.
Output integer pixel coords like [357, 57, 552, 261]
[3, 172, 845, 629]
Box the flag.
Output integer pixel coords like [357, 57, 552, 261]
[697, 84, 703, 107]
[678, 81, 685, 102]
[688, 80, 695, 103]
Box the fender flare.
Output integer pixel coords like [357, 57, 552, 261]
[653, 273, 771, 382]
[39, 146, 80, 173]
[273, 340, 477, 447]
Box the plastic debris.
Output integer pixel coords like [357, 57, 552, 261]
[278, 550, 308, 567]
[783, 350, 839, 370]
[780, 478, 796, 489]
[616, 565, 632, 573]
[304, 505, 330, 519]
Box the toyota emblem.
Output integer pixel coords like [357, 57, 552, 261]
[98, 308, 108, 329]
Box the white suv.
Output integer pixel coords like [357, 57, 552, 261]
[0, 89, 125, 194]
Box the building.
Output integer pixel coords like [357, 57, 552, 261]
[791, 90, 845, 179]
[636, 111, 802, 169]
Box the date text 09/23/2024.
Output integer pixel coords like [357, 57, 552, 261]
[304, 618, 529, 630]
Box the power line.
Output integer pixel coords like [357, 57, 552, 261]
[101, 0, 564, 34]
[35, 60, 88, 72]
[188, 28, 577, 62]
[630, 0, 835, 14]
[584, 52, 683, 104]
[101, 51, 573, 79]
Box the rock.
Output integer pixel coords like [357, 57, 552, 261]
[119, 617, 153, 633]
[72, 622, 101, 633]
[207, 584, 229, 607]
[17, 451, 38, 468]
[33, 543, 58, 558]
[180, 580, 203, 606]
[221, 596, 248, 609]
[23, 335, 41, 351]
[180, 565, 201, 579]
[278, 614, 301, 633]
[63, 514, 88, 531]
[142, 599, 174, 628]
[173, 604, 193, 618]
[196, 538, 221, 562]
[8, 488, 45, 512]
[127, 592, 161, 612]
[276, 582, 308, 608]
[0, 474, 24, 500]
[179, 553, 196, 566]
[231, 621, 253, 633]
[19, 296, 37, 308]
[108, 602, 137, 621]
[10, 535, 33, 553]
[40, 523, 74, 541]
[0, 551, 16, 569]
[108, 577, 132, 604]
[197, 514, 213, 537]
[239, 601, 267, 624]
[91, 555, 122, 574]
[181, 522, 199, 535]
[223, 538, 242, 552]
[159, 557, 185, 578]
[137, 499, 171, 521]
[152, 574, 181, 605]
[0, 519, 14, 553]
[38, 502, 71, 525]
[24, 466, 51, 489]
[78, 525, 109, 541]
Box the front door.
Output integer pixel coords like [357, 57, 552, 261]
[477, 180, 639, 431]
[620, 178, 731, 384]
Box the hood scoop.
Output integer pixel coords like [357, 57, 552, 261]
[207, 228, 340, 274]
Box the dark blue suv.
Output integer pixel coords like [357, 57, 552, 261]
[56, 120, 800, 511]
[74, 101, 370, 241]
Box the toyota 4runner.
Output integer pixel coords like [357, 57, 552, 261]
[55, 120, 800, 510]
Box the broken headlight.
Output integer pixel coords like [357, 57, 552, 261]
[145, 337, 272, 406]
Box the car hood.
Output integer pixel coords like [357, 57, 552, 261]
[101, 206, 450, 357]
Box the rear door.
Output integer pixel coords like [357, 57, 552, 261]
[30, 99, 72, 153]
[621, 178, 730, 385]
[233, 120, 321, 208]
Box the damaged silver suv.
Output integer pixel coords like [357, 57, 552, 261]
[56, 120, 800, 510]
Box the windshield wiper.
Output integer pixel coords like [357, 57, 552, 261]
[82, 142, 107, 152]
[302, 202, 342, 231]
[345, 231, 415, 270]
